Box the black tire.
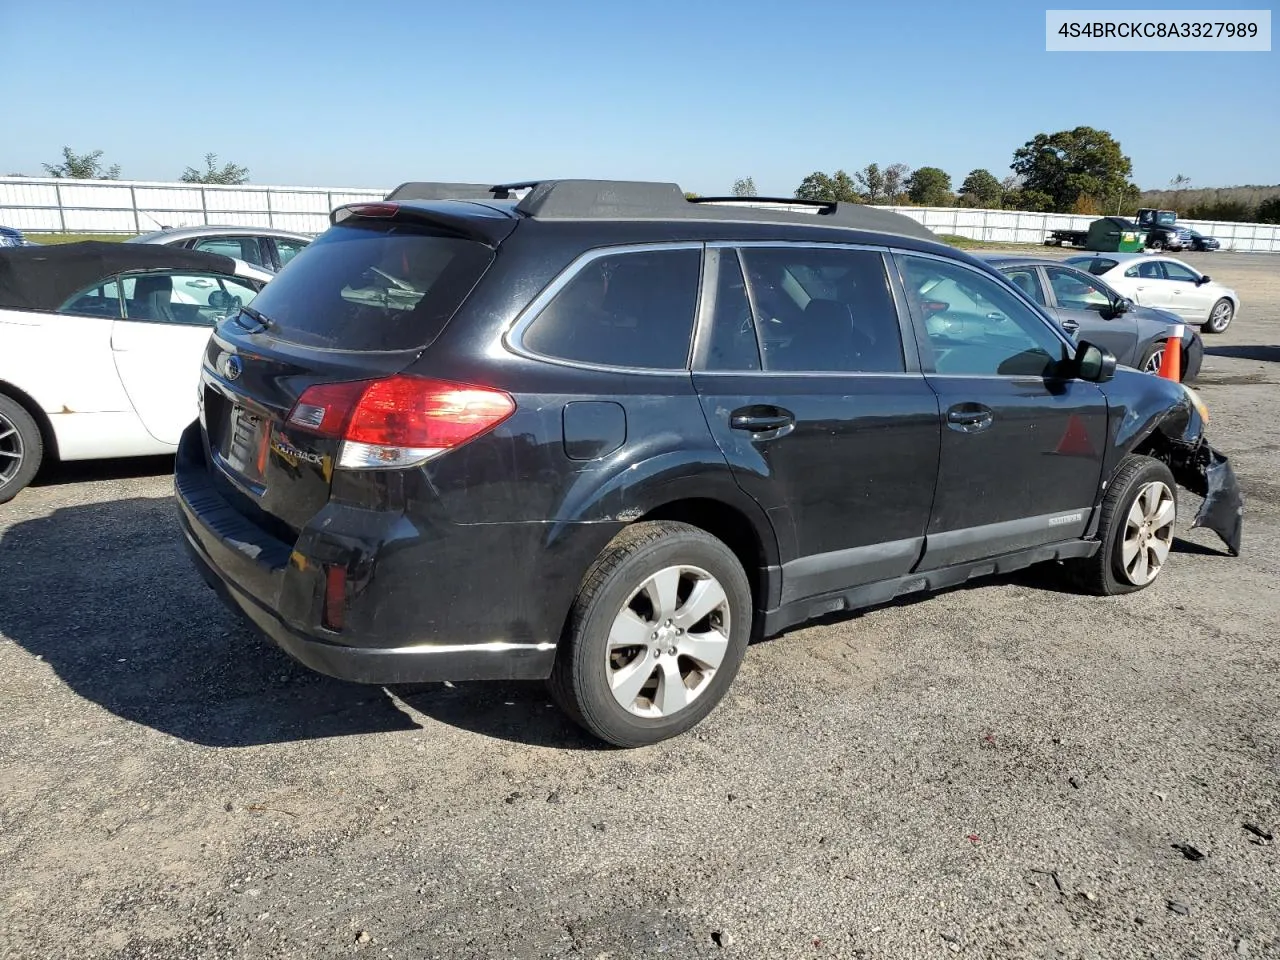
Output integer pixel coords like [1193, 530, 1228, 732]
[1065, 454, 1177, 597]
[548, 521, 752, 747]
[1201, 298, 1234, 335]
[0, 394, 43, 505]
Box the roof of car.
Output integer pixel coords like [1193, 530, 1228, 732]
[381, 179, 940, 243]
[0, 241, 244, 312]
[1067, 252, 1147, 262]
[127, 225, 312, 243]
[977, 254, 1056, 266]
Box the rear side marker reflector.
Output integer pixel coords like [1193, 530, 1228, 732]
[287, 375, 515, 471]
[323, 564, 346, 631]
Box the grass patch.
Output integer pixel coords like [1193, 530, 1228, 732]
[939, 234, 1044, 251]
[25, 233, 134, 245]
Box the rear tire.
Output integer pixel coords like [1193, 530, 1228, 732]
[1202, 298, 1234, 334]
[1066, 455, 1177, 596]
[0, 394, 43, 505]
[548, 521, 752, 747]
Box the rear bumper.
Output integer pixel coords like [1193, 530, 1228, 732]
[175, 422, 562, 684]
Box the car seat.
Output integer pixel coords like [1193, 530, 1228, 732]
[130, 275, 175, 322]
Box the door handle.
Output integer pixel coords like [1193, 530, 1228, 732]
[946, 404, 994, 433]
[730, 407, 795, 433]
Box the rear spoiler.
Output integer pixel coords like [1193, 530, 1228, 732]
[330, 201, 517, 247]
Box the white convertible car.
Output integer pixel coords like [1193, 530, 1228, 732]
[0, 242, 271, 502]
[1065, 253, 1240, 334]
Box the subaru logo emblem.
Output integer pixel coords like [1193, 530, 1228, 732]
[224, 355, 243, 381]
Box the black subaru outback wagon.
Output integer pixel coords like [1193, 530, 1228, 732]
[176, 180, 1240, 746]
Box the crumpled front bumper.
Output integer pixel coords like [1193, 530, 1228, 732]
[1168, 438, 1244, 556]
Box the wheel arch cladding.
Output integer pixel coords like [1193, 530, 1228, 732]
[0, 379, 58, 461]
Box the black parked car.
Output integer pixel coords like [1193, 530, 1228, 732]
[1186, 229, 1221, 252]
[982, 255, 1204, 382]
[176, 180, 1241, 746]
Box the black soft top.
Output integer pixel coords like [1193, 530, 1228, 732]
[0, 241, 242, 312]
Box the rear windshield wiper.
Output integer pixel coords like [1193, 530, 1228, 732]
[234, 304, 274, 333]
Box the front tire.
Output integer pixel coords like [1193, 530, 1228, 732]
[0, 394, 43, 505]
[1138, 339, 1199, 383]
[549, 521, 752, 747]
[1067, 455, 1177, 596]
[1202, 298, 1234, 334]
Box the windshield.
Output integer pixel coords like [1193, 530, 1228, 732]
[241, 222, 494, 351]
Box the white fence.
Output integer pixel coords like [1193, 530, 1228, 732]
[2, 176, 1278, 252]
[0, 177, 387, 236]
[880, 205, 1280, 253]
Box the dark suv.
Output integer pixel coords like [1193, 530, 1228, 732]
[176, 180, 1240, 746]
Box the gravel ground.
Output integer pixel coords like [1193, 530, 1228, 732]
[1, 251, 1277, 960]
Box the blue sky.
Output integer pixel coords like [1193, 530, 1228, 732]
[1, 0, 1275, 194]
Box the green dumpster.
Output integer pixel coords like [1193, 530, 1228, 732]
[1085, 216, 1147, 252]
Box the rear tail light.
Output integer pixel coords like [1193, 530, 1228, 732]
[287, 375, 515, 470]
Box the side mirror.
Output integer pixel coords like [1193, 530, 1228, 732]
[1114, 296, 1133, 315]
[1074, 340, 1116, 383]
[1197, 275, 1211, 285]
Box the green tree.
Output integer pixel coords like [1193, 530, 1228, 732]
[181, 153, 250, 185]
[854, 163, 885, 203]
[905, 166, 953, 206]
[794, 170, 860, 203]
[1006, 188, 1055, 212]
[1010, 126, 1136, 213]
[958, 169, 1004, 208]
[883, 163, 910, 204]
[1185, 199, 1253, 221]
[42, 146, 120, 180]
[732, 176, 757, 197]
[1256, 197, 1280, 224]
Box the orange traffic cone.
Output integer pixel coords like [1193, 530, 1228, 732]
[1158, 326, 1183, 382]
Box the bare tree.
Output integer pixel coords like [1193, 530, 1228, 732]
[883, 164, 911, 204]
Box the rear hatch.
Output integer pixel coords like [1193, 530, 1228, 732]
[198, 211, 510, 538]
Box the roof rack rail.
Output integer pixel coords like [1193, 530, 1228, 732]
[383, 179, 936, 241]
[511, 180, 936, 240]
[384, 182, 507, 202]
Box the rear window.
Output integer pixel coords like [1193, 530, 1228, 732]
[243, 223, 494, 351]
[1065, 256, 1118, 276]
[520, 248, 701, 370]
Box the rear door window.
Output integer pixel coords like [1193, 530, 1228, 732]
[520, 247, 701, 370]
[242, 223, 495, 351]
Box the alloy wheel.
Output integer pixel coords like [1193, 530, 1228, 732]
[1120, 481, 1175, 585]
[1207, 300, 1233, 333]
[604, 565, 731, 718]
[1143, 347, 1165, 374]
[0, 409, 24, 487]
